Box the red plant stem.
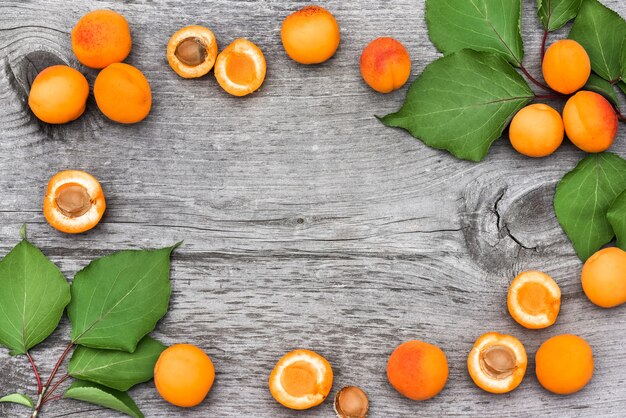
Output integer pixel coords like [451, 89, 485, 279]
[519, 64, 552, 92]
[609, 77, 622, 85]
[535, 93, 564, 100]
[541, 29, 548, 60]
[42, 374, 69, 404]
[26, 351, 42, 395]
[43, 342, 74, 390]
[41, 394, 63, 405]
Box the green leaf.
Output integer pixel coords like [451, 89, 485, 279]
[584, 73, 619, 106]
[569, 0, 626, 81]
[0, 239, 70, 356]
[64, 380, 144, 418]
[608, 190, 626, 250]
[381, 49, 534, 162]
[0, 393, 34, 408]
[426, 0, 524, 66]
[67, 246, 176, 352]
[538, 0, 583, 31]
[68, 336, 166, 391]
[554, 153, 626, 261]
[619, 81, 626, 96]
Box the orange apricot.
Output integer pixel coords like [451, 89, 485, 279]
[535, 334, 593, 395]
[581, 247, 626, 308]
[28, 65, 89, 124]
[507, 271, 561, 329]
[94, 63, 151, 123]
[387, 340, 448, 401]
[542, 40, 591, 94]
[281, 5, 340, 64]
[269, 349, 333, 410]
[214, 38, 266, 97]
[167, 26, 218, 79]
[509, 104, 564, 157]
[43, 170, 105, 234]
[563, 91, 618, 153]
[468, 333, 527, 394]
[360, 37, 411, 93]
[72, 10, 132, 69]
[154, 344, 215, 407]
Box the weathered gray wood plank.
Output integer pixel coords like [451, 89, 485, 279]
[0, 0, 625, 417]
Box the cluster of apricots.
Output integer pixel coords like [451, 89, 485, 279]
[510, 39, 619, 157]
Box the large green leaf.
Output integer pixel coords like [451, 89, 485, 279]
[426, 0, 524, 66]
[538, 0, 583, 31]
[64, 380, 143, 418]
[0, 238, 70, 356]
[554, 153, 626, 261]
[67, 245, 177, 352]
[584, 73, 619, 106]
[569, 0, 626, 82]
[608, 190, 626, 250]
[381, 50, 534, 162]
[68, 336, 166, 391]
[0, 393, 34, 408]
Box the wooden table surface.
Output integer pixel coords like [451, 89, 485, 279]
[1, 1, 625, 417]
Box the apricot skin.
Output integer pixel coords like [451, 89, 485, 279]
[582, 247, 626, 308]
[509, 104, 564, 157]
[281, 5, 340, 64]
[72, 10, 132, 69]
[28, 65, 89, 124]
[360, 37, 411, 93]
[542, 40, 590, 94]
[563, 91, 618, 153]
[94, 63, 151, 124]
[535, 334, 593, 395]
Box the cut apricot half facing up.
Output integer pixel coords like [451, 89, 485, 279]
[508, 270, 561, 329]
[214, 38, 266, 97]
[269, 349, 333, 410]
[43, 170, 105, 234]
[468, 332, 527, 394]
[167, 26, 218, 78]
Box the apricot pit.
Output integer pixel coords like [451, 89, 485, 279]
[167, 26, 218, 78]
[334, 386, 369, 418]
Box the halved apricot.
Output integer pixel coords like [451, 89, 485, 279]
[468, 332, 527, 394]
[214, 38, 266, 97]
[72, 10, 132, 69]
[507, 271, 561, 329]
[94, 63, 151, 124]
[167, 26, 218, 78]
[43, 170, 105, 234]
[28, 65, 89, 124]
[269, 349, 333, 410]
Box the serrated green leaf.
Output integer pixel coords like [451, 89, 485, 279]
[67, 246, 176, 352]
[381, 50, 534, 162]
[64, 380, 143, 418]
[0, 393, 34, 408]
[555, 153, 626, 261]
[0, 239, 70, 356]
[538, 0, 583, 31]
[569, 0, 626, 82]
[68, 336, 166, 391]
[608, 190, 626, 250]
[426, 0, 524, 66]
[584, 73, 619, 106]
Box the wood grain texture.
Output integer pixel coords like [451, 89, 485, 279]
[1, 0, 625, 416]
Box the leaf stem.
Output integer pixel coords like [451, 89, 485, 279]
[535, 93, 564, 100]
[43, 342, 74, 390]
[541, 29, 548, 60]
[42, 374, 69, 405]
[519, 64, 552, 92]
[609, 77, 622, 85]
[26, 351, 42, 395]
[41, 394, 63, 405]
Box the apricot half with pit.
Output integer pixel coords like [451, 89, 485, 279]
[167, 26, 218, 78]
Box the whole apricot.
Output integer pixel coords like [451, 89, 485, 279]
[28, 65, 89, 124]
[281, 5, 340, 64]
[387, 340, 448, 401]
[542, 40, 590, 94]
[72, 10, 132, 69]
[535, 334, 593, 395]
[581, 247, 626, 308]
[94, 63, 151, 124]
[509, 104, 564, 157]
[360, 37, 411, 93]
[563, 91, 618, 152]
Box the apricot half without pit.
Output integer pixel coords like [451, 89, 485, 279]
[167, 26, 218, 78]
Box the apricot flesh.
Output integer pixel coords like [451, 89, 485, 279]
[582, 247, 626, 308]
[28, 65, 89, 124]
[507, 270, 561, 329]
[542, 40, 590, 94]
[72, 10, 132, 69]
[563, 91, 618, 153]
[281, 5, 340, 64]
[535, 334, 593, 395]
[509, 104, 564, 157]
[94, 63, 151, 124]
[214, 38, 266, 97]
[360, 37, 411, 93]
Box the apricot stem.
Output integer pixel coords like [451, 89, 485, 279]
[41, 374, 69, 405]
[609, 77, 622, 85]
[26, 351, 43, 395]
[535, 93, 565, 100]
[519, 64, 552, 92]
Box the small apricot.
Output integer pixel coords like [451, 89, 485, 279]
[154, 344, 215, 407]
[72, 10, 132, 69]
[167, 26, 218, 78]
[542, 40, 591, 94]
[509, 104, 564, 157]
[535, 334, 593, 395]
[563, 91, 618, 153]
[581, 247, 626, 308]
[214, 38, 266, 97]
[467, 333, 527, 394]
[507, 270, 561, 329]
[269, 349, 333, 410]
[387, 340, 448, 401]
[28, 65, 89, 124]
[43, 170, 106, 234]
[281, 5, 340, 64]
[360, 37, 411, 93]
[94, 63, 151, 123]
